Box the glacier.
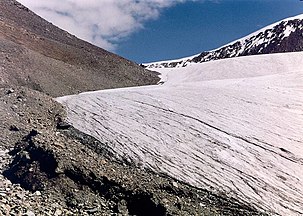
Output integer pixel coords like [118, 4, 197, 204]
[57, 52, 303, 215]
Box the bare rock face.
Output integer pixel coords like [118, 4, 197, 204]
[144, 15, 303, 68]
[190, 19, 303, 63]
[0, 0, 159, 97]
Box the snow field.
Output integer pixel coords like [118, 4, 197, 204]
[57, 52, 303, 215]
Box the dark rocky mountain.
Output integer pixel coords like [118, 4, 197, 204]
[0, 0, 159, 97]
[144, 14, 303, 68]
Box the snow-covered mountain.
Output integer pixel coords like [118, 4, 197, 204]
[57, 51, 303, 215]
[144, 14, 303, 69]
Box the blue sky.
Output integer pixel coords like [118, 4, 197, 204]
[18, 0, 303, 63]
[118, 0, 303, 63]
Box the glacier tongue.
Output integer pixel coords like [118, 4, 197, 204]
[57, 52, 303, 215]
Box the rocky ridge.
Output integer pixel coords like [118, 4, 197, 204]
[0, 0, 159, 97]
[144, 14, 303, 68]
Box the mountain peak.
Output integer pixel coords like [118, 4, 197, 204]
[144, 13, 303, 69]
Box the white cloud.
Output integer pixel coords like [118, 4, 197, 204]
[17, 0, 196, 51]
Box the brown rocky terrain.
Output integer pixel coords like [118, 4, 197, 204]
[0, 0, 267, 215]
[0, 0, 159, 97]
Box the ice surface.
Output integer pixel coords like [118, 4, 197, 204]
[57, 52, 303, 215]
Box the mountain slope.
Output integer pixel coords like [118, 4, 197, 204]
[1, 1, 259, 215]
[58, 52, 303, 215]
[144, 14, 303, 68]
[0, 0, 159, 97]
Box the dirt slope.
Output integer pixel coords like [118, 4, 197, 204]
[0, 0, 159, 97]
